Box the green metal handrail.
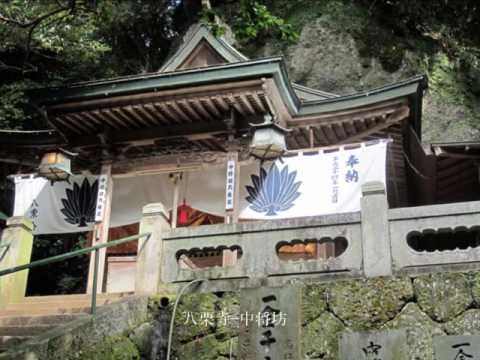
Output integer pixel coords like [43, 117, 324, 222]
[0, 242, 10, 261]
[0, 232, 150, 315]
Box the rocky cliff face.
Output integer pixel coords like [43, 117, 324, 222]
[235, 0, 480, 144]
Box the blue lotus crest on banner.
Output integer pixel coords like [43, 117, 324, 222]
[246, 163, 302, 216]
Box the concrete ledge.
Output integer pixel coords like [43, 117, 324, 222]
[389, 200, 480, 220]
[0, 295, 149, 360]
[4, 218, 32, 233]
[164, 211, 361, 240]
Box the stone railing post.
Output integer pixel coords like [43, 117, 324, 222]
[0, 217, 34, 308]
[135, 203, 170, 294]
[360, 181, 392, 277]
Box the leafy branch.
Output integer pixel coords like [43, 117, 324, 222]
[232, 0, 298, 44]
[0, 1, 80, 71]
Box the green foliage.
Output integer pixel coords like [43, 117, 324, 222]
[0, 81, 32, 129]
[27, 232, 89, 295]
[0, 0, 192, 129]
[200, 8, 226, 37]
[223, 0, 298, 45]
[96, 1, 189, 75]
[68, 335, 141, 360]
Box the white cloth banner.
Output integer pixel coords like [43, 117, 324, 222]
[13, 169, 227, 235]
[13, 141, 387, 234]
[239, 140, 388, 219]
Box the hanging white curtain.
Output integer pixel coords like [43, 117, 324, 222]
[12, 141, 388, 234]
[239, 140, 388, 220]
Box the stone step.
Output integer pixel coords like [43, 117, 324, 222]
[2, 297, 123, 311]
[0, 306, 92, 317]
[0, 325, 55, 337]
[0, 314, 87, 326]
[18, 292, 132, 303]
[0, 336, 32, 351]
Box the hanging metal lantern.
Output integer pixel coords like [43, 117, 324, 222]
[249, 114, 289, 161]
[38, 151, 72, 183]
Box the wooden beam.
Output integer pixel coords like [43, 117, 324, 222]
[313, 126, 329, 145]
[168, 101, 192, 123]
[71, 121, 229, 148]
[111, 108, 139, 128]
[54, 116, 83, 134]
[156, 102, 180, 124]
[323, 125, 338, 143]
[142, 103, 168, 125]
[124, 106, 151, 126]
[133, 104, 161, 126]
[225, 95, 245, 116]
[179, 100, 201, 122]
[248, 92, 266, 113]
[201, 98, 222, 118]
[238, 94, 256, 115]
[65, 114, 97, 132]
[81, 111, 104, 127]
[332, 123, 347, 140]
[309, 127, 315, 148]
[211, 96, 229, 113]
[49, 79, 265, 114]
[87, 163, 113, 294]
[99, 109, 129, 129]
[262, 77, 292, 126]
[438, 169, 476, 189]
[437, 160, 473, 179]
[189, 99, 212, 122]
[339, 106, 409, 145]
[343, 121, 356, 136]
[288, 99, 407, 127]
[353, 119, 367, 133]
[171, 173, 181, 229]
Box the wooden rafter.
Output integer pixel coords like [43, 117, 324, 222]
[338, 106, 409, 144]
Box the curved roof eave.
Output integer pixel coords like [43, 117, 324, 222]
[297, 75, 427, 116]
[292, 83, 339, 101]
[29, 57, 302, 114]
[28, 57, 427, 137]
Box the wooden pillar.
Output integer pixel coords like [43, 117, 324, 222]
[171, 173, 181, 229]
[223, 152, 240, 266]
[87, 163, 113, 294]
[0, 218, 33, 308]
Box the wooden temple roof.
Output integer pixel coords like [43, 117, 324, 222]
[1, 25, 427, 187]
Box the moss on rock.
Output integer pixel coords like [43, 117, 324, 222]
[444, 309, 480, 335]
[302, 284, 328, 324]
[173, 292, 218, 343]
[128, 322, 153, 357]
[413, 272, 473, 322]
[215, 292, 240, 338]
[383, 303, 445, 360]
[302, 311, 346, 360]
[175, 333, 236, 360]
[73, 336, 140, 360]
[328, 277, 413, 330]
[470, 272, 480, 305]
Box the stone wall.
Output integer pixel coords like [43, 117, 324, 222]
[129, 270, 480, 359]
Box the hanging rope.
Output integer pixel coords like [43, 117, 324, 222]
[402, 150, 434, 180]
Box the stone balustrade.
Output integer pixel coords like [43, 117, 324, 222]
[136, 181, 480, 293]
